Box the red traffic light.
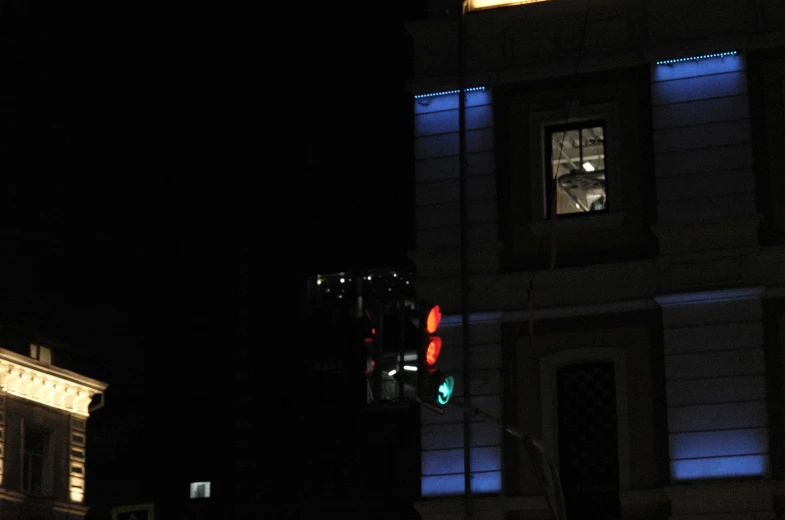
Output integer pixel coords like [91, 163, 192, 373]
[426, 337, 442, 366]
[425, 305, 443, 366]
[426, 305, 442, 334]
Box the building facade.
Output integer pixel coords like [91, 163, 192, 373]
[407, 0, 785, 518]
[0, 343, 107, 519]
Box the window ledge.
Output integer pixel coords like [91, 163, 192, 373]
[529, 211, 626, 234]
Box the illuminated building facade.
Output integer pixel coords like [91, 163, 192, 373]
[0, 338, 107, 519]
[407, 0, 785, 518]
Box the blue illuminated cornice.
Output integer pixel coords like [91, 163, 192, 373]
[656, 51, 737, 66]
[413, 86, 486, 99]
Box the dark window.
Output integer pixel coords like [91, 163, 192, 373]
[545, 122, 607, 217]
[22, 430, 48, 495]
[557, 362, 620, 519]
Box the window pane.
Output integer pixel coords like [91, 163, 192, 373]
[25, 432, 45, 455]
[29, 454, 43, 493]
[549, 124, 606, 216]
[23, 431, 47, 495]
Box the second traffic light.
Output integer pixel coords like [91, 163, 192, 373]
[420, 303, 455, 405]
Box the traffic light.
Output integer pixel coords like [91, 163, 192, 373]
[420, 303, 455, 405]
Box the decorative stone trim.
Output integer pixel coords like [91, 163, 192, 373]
[0, 349, 107, 418]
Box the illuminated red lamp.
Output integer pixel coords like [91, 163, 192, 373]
[425, 305, 443, 366]
[426, 337, 442, 366]
[426, 305, 442, 334]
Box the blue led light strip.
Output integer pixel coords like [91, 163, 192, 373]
[656, 51, 737, 65]
[414, 86, 486, 99]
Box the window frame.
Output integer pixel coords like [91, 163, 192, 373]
[528, 101, 624, 229]
[22, 426, 50, 496]
[540, 347, 631, 492]
[29, 344, 52, 365]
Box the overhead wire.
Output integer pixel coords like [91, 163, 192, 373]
[525, 0, 594, 341]
[516, 2, 596, 518]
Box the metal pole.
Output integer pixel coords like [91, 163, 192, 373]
[399, 298, 406, 399]
[416, 300, 426, 400]
[372, 302, 383, 401]
[447, 398, 567, 520]
[356, 272, 363, 318]
[457, 0, 472, 515]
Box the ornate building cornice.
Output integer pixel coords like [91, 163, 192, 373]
[0, 348, 108, 417]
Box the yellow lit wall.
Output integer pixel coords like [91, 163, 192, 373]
[0, 394, 5, 486]
[468, 0, 546, 11]
[69, 417, 87, 503]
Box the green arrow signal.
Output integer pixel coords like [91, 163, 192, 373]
[437, 376, 455, 405]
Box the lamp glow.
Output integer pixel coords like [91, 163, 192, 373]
[469, 0, 546, 10]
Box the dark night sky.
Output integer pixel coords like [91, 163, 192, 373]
[1, 8, 419, 507]
[0, 0, 424, 350]
[299, 23, 417, 276]
[1, 8, 256, 365]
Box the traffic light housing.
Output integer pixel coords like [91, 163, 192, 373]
[362, 308, 377, 376]
[420, 303, 455, 405]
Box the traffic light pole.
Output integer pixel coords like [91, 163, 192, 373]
[372, 303, 383, 400]
[429, 397, 568, 520]
[457, 1, 473, 518]
[416, 300, 426, 399]
[398, 299, 406, 399]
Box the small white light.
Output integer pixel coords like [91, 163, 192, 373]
[388, 369, 397, 376]
[393, 273, 397, 277]
[404, 365, 417, 371]
[340, 278, 345, 283]
[582, 162, 595, 172]
[317, 279, 323, 285]
[367, 275, 372, 280]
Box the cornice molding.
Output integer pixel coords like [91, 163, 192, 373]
[0, 348, 108, 417]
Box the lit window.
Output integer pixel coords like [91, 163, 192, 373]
[545, 122, 607, 217]
[190, 481, 211, 499]
[29, 344, 52, 365]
